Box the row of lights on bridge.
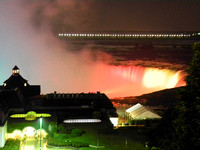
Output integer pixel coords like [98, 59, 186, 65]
[58, 33, 192, 38]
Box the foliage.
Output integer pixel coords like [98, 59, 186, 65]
[47, 127, 87, 148]
[53, 133, 70, 139]
[57, 124, 72, 134]
[148, 42, 200, 150]
[48, 122, 57, 135]
[92, 111, 102, 119]
[57, 124, 86, 136]
[47, 136, 89, 147]
[71, 128, 86, 136]
[51, 128, 85, 139]
[170, 42, 200, 150]
[0, 139, 20, 150]
[129, 119, 161, 126]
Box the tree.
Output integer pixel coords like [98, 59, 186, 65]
[171, 42, 200, 150]
[149, 42, 200, 150]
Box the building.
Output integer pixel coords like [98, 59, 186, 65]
[0, 66, 118, 147]
[2, 65, 40, 97]
[126, 103, 161, 120]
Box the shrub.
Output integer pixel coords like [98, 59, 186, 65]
[47, 138, 89, 148]
[129, 119, 161, 126]
[53, 133, 69, 139]
[0, 139, 20, 150]
[71, 129, 85, 136]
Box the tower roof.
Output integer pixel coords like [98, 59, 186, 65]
[13, 65, 19, 70]
[3, 66, 28, 88]
[4, 74, 28, 85]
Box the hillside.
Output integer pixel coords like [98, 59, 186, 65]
[111, 87, 184, 108]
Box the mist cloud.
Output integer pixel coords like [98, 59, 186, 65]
[23, 0, 97, 33]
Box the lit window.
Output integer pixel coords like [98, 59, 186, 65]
[3, 83, 6, 86]
[24, 83, 27, 86]
[13, 69, 19, 74]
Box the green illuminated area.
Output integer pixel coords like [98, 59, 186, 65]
[42, 122, 147, 150]
[6, 115, 148, 149]
[0, 139, 20, 150]
[10, 111, 51, 121]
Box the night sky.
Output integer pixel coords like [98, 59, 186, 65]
[28, 0, 200, 33]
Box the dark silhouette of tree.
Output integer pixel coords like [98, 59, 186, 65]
[149, 42, 200, 150]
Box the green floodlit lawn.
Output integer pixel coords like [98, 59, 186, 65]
[0, 139, 20, 150]
[65, 124, 148, 150]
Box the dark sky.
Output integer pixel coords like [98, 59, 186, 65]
[94, 0, 200, 32]
[28, 0, 200, 33]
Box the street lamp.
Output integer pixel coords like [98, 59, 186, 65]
[40, 118, 43, 150]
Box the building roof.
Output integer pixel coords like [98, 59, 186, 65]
[126, 103, 143, 113]
[3, 66, 29, 88]
[126, 103, 161, 119]
[4, 74, 28, 86]
[44, 92, 115, 109]
[13, 65, 19, 70]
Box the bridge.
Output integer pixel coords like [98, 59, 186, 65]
[58, 32, 200, 48]
[58, 32, 200, 39]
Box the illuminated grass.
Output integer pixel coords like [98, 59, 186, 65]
[0, 139, 20, 150]
[65, 126, 148, 150]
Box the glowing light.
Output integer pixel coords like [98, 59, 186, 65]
[112, 65, 145, 83]
[142, 68, 183, 88]
[10, 111, 51, 120]
[58, 32, 198, 39]
[36, 129, 47, 140]
[63, 119, 101, 123]
[109, 65, 186, 97]
[6, 130, 23, 140]
[109, 117, 119, 126]
[167, 72, 179, 88]
[22, 126, 35, 137]
[10, 114, 26, 118]
[13, 69, 19, 74]
[143, 68, 167, 88]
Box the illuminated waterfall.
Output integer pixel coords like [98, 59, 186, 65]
[106, 65, 186, 98]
